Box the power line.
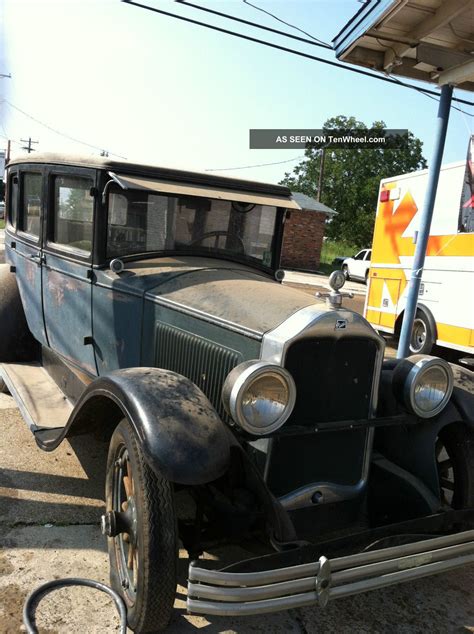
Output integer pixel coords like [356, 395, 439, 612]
[205, 155, 305, 171]
[3, 99, 128, 159]
[121, 1, 474, 108]
[390, 75, 474, 118]
[175, 0, 332, 49]
[242, 0, 330, 47]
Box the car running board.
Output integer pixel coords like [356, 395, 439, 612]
[0, 362, 73, 443]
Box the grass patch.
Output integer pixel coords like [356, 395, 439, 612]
[319, 239, 359, 275]
[0, 220, 5, 230]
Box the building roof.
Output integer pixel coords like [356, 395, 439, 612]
[333, 0, 474, 90]
[290, 192, 337, 216]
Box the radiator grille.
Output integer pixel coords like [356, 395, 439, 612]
[155, 322, 241, 419]
[284, 336, 378, 425]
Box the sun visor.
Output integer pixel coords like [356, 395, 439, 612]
[108, 172, 301, 209]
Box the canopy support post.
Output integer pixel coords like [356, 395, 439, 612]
[397, 83, 453, 358]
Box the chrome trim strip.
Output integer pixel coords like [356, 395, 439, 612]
[188, 529, 474, 587]
[186, 530, 474, 616]
[187, 554, 474, 616]
[188, 542, 474, 603]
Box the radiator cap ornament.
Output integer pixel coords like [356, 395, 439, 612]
[316, 270, 353, 309]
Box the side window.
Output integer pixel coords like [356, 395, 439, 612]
[366, 250, 372, 260]
[354, 250, 366, 260]
[8, 174, 18, 229]
[53, 175, 94, 254]
[20, 173, 42, 237]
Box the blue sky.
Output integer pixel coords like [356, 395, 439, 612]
[1, 0, 472, 184]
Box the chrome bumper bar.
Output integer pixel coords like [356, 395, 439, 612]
[187, 529, 474, 616]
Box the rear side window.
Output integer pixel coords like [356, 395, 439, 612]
[20, 173, 42, 237]
[53, 176, 94, 254]
[8, 174, 18, 229]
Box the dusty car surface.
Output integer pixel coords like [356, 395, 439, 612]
[1, 153, 473, 633]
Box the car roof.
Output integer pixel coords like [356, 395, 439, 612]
[7, 152, 290, 197]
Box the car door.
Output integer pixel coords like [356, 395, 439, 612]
[9, 168, 49, 346]
[42, 167, 98, 376]
[350, 250, 367, 279]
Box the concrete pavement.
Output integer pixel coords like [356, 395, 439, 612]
[1, 398, 474, 633]
[284, 269, 367, 296]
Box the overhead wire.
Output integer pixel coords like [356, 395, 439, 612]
[205, 155, 306, 171]
[175, 0, 332, 49]
[242, 0, 330, 47]
[121, 0, 474, 108]
[3, 99, 128, 159]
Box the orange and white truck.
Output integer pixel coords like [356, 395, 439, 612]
[364, 141, 473, 355]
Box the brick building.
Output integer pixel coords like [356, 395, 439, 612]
[280, 192, 336, 272]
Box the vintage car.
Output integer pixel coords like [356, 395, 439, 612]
[1, 153, 473, 633]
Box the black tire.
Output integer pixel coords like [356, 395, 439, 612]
[105, 419, 178, 633]
[409, 309, 435, 355]
[342, 264, 350, 281]
[436, 424, 474, 509]
[0, 264, 39, 362]
[365, 270, 369, 285]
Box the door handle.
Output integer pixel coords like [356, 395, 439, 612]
[29, 252, 45, 265]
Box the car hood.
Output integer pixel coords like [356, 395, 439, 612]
[109, 256, 322, 336]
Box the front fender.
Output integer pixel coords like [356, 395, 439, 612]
[37, 368, 231, 486]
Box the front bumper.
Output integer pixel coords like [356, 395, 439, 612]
[187, 528, 474, 616]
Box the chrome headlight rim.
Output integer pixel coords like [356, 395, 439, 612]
[222, 360, 296, 435]
[394, 355, 454, 419]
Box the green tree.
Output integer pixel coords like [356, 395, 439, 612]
[280, 115, 427, 247]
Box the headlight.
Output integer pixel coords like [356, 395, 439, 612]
[222, 361, 296, 435]
[393, 355, 453, 418]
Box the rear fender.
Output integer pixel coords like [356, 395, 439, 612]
[38, 368, 231, 486]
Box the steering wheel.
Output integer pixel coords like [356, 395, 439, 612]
[188, 231, 245, 253]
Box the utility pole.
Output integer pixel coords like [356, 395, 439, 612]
[316, 148, 325, 202]
[20, 137, 39, 153]
[397, 84, 453, 358]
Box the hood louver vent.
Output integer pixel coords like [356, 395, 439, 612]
[154, 322, 241, 420]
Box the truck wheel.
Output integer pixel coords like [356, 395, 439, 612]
[409, 310, 435, 355]
[104, 419, 178, 632]
[342, 265, 350, 281]
[436, 424, 474, 509]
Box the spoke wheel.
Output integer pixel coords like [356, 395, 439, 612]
[105, 419, 178, 632]
[436, 425, 474, 510]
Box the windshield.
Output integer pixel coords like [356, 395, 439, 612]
[107, 188, 279, 266]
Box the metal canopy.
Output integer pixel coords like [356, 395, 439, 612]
[333, 0, 474, 91]
[108, 172, 301, 209]
[332, 1, 473, 358]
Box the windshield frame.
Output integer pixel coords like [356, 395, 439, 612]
[102, 185, 287, 273]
